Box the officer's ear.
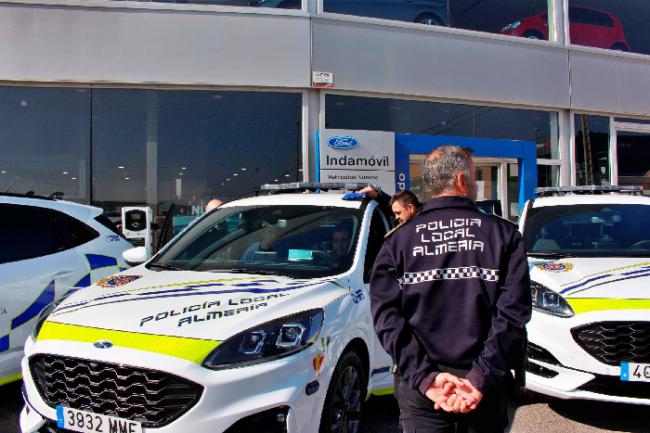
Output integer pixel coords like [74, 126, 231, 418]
[454, 171, 470, 197]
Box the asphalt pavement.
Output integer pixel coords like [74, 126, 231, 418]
[3, 380, 649, 433]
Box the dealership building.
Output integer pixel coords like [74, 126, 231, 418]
[2, 0, 650, 222]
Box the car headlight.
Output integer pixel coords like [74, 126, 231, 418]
[531, 281, 574, 318]
[203, 309, 324, 370]
[501, 21, 522, 32]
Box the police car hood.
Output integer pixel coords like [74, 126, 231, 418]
[529, 257, 650, 301]
[46, 269, 350, 341]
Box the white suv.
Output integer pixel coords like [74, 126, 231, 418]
[20, 183, 395, 433]
[519, 186, 650, 405]
[0, 193, 133, 388]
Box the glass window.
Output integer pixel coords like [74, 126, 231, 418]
[568, 2, 641, 53]
[524, 203, 650, 257]
[326, 95, 557, 157]
[92, 90, 302, 220]
[537, 164, 560, 188]
[114, 0, 301, 9]
[323, 0, 550, 41]
[616, 131, 650, 195]
[0, 87, 90, 202]
[574, 114, 609, 186]
[364, 208, 388, 283]
[151, 204, 363, 278]
[0, 204, 96, 264]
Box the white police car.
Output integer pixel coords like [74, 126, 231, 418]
[520, 186, 650, 405]
[0, 193, 133, 389]
[20, 183, 395, 433]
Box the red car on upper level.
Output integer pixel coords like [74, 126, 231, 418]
[500, 6, 630, 52]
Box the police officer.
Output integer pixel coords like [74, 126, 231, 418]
[370, 146, 531, 433]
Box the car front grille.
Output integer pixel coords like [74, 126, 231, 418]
[572, 322, 650, 366]
[30, 354, 203, 428]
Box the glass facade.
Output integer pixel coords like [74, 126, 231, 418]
[116, 0, 300, 9]
[323, 0, 549, 40]
[0, 87, 302, 220]
[0, 87, 90, 202]
[326, 95, 558, 158]
[574, 114, 609, 186]
[616, 131, 650, 195]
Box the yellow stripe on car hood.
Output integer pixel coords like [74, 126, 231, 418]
[567, 298, 650, 315]
[38, 321, 220, 364]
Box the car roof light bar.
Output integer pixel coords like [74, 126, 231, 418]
[536, 185, 643, 197]
[259, 182, 378, 194]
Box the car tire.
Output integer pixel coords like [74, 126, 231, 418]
[319, 350, 367, 433]
[611, 43, 629, 52]
[414, 13, 444, 26]
[523, 30, 544, 40]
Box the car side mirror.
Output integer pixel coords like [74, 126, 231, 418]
[122, 247, 150, 266]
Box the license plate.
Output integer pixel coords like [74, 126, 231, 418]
[620, 362, 650, 383]
[56, 406, 142, 433]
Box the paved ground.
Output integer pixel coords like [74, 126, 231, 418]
[3, 380, 649, 433]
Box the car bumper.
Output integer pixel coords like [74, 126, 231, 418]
[525, 309, 650, 405]
[20, 337, 327, 433]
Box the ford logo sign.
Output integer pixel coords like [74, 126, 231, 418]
[93, 340, 113, 349]
[328, 136, 359, 150]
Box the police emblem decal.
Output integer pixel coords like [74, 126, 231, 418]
[536, 262, 573, 273]
[97, 275, 142, 288]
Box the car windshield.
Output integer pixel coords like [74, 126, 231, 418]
[524, 203, 650, 257]
[149, 204, 363, 278]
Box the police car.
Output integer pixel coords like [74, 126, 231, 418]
[0, 193, 133, 389]
[20, 183, 395, 433]
[520, 186, 650, 405]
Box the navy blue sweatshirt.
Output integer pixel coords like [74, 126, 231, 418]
[370, 196, 531, 395]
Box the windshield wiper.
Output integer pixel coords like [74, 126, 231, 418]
[227, 268, 282, 276]
[527, 252, 574, 259]
[147, 263, 184, 271]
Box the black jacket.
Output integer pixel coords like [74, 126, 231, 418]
[370, 196, 531, 395]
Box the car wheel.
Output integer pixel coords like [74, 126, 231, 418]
[319, 350, 367, 433]
[414, 13, 444, 26]
[611, 43, 629, 52]
[522, 30, 544, 40]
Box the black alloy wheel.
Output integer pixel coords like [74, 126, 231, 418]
[319, 351, 367, 433]
[523, 30, 544, 40]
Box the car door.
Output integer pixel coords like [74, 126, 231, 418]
[361, 205, 395, 394]
[0, 204, 91, 378]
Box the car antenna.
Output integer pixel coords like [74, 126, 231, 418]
[4, 176, 17, 193]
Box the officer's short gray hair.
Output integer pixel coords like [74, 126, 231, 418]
[423, 146, 474, 196]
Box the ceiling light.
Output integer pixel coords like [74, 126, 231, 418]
[226, 178, 231, 181]
[118, 165, 125, 169]
[181, 166, 187, 170]
[62, 171, 69, 175]
[124, 177, 130, 180]
[20, 100, 28, 107]
[71, 177, 77, 180]
[241, 167, 247, 171]
[233, 173, 238, 176]
[284, 174, 291, 177]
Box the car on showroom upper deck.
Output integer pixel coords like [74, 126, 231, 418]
[20, 182, 396, 433]
[519, 185, 650, 405]
[0, 192, 133, 389]
[249, 0, 449, 26]
[500, 6, 630, 51]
